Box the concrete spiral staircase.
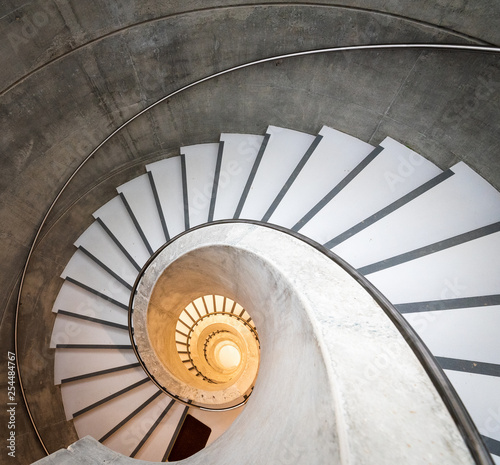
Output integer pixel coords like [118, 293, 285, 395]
[47, 125, 500, 463]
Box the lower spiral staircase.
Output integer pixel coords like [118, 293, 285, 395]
[39, 124, 500, 463]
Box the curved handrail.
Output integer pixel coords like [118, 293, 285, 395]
[14, 43, 500, 458]
[187, 311, 259, 342]
[182, 310, 257, 385]
[127, 235, 256, 411]
[152, 219, 496, 465]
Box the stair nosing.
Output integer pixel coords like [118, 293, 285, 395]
[292, 145, 384, 231]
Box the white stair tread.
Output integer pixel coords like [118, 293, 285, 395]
[299, 136, 442, 245]
[48, 127, 500, 461]
[404, 306, 500, 364]
[368, 231, 500, 304]
[117, 174, 166, 252]
[60, 368, 148, 420]
[74, 221, 138, 287]
[181, 143, 220, 228]
[333, 162, 500, 268]
[201, 295, 215, 313]
[269, 126, 374, 227]
[54, 348, 138, 385]
[444, 370, 500, 444]
[60, 250, 130, 305]
[239, 126, 316, 220]
[146, 156, 185, 239]
[133, 402, 186, 462]
[213, 133, 264, 220]
[93, 196, 151, 267]
[50, 314, 129, 348]
[215, 294, 224, 311]
[52, 281, 128, 325]
[72, 380, 158, 441]
[103, 393, 173, 457]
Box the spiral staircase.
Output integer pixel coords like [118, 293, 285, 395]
[38, 124, 500, 463]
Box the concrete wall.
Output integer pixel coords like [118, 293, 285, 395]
[33, 224, 475, 465]
[0, 2, 499, 463]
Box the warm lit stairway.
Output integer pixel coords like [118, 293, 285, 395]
[49, 125, 500, 463]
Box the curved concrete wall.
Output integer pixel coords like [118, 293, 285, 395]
[133, 245, 261, 406]
[34, 223, 475, 465]
[1, 2, 499, 462]
[0, 0, 498, 92]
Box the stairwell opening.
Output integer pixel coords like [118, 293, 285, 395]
[174, 295, 260, 389]
[216, 343, 241, 370]
[131, 245, 262, 410]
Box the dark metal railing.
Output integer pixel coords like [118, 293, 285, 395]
[182, 310, 258, 382]
[127, 239, 258, 411]
[135, 218, 496, 465]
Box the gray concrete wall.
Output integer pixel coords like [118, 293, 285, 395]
[0, 0, 498, 93]
[0, 2, 499, 463]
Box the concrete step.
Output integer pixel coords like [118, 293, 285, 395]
[93, 196, 151, 267]
[129, 401, 185, 462]
[334, 162, 500, 269]
[268, 125, 374, 228]
[404, 305, 500, 364]
[50, 312, 129, 348]
[298, 136, 442, 245]
[116, 173, 167, 252]
[70, 378, 158, 445]
[238, 126, 315, 220]
[51, 280, 128, 325]
[54, 347, 139, 385]
[60, 368, 149, 420]
[368, 230, 500, 304]
[47, 125, 500, 463]
[213, 133, 264, 220]
[104, 393, 175, 460]
[444, 368, 500, 460]
[181, 143, 220, 228]
[146, 156, 186, 240]
[60, 249, 131, 307]
[74, 221, 139, 287]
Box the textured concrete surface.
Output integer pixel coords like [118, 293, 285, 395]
[35, 224, 475, 464]
[0, 0, 498, 93]
[0, 1, 499, 463]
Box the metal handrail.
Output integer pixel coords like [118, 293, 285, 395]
[127, 247, 255, 411]
[175, 305, 257, 385]
[180, 310, 258, 383]
[186, 312, 260, 382]
[13, 43, 500, 458]
[137, 219, 497, 465]
[188, 312, 259, 341]
[203, 329, 230, 361]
